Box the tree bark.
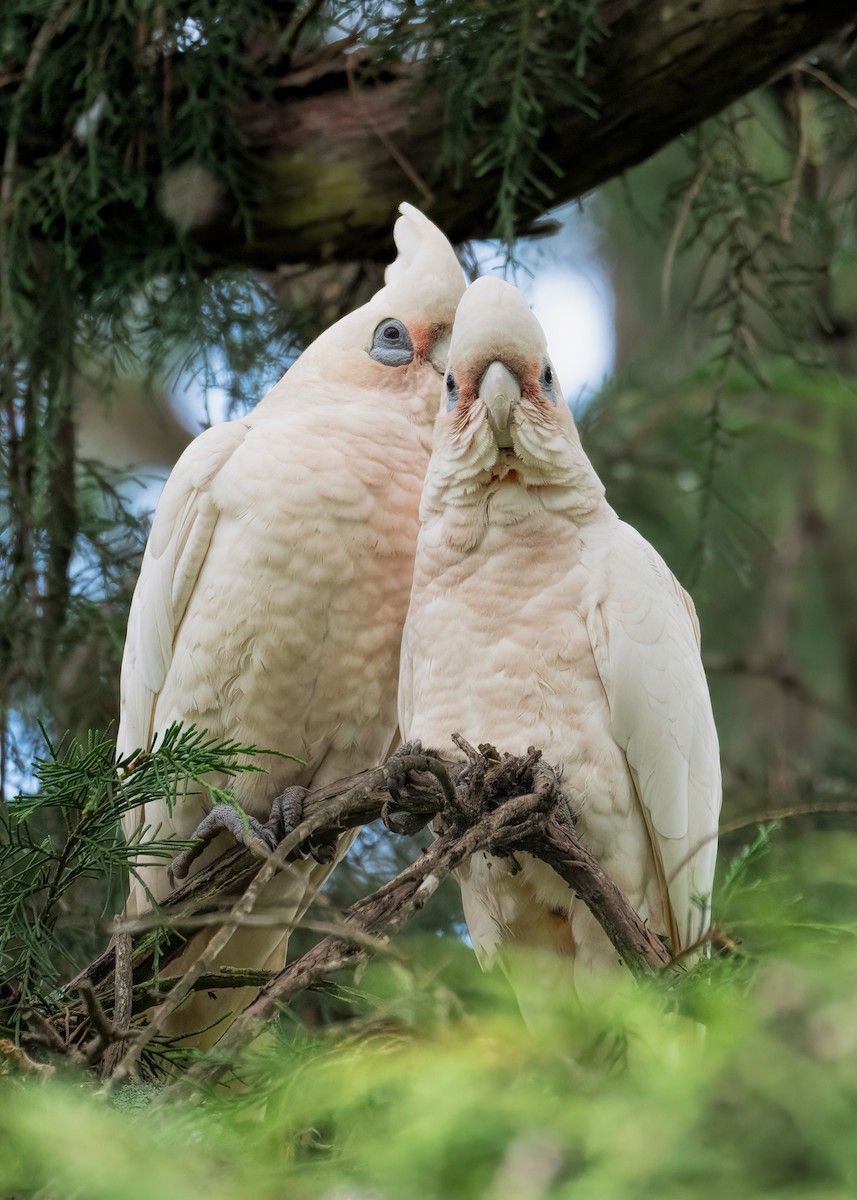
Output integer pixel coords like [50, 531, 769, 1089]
[190, 0, 856, 267]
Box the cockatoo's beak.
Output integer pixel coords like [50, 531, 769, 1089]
[479, 361, 520, 449]
[429, 332, 452, 374]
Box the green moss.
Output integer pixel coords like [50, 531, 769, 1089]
[259, 153, 391, 245]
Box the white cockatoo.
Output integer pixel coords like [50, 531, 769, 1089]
[398, 276, 721, 994]
[118, 204, 465, 1044]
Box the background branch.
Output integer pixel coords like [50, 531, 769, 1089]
[190, 0, 856, 265]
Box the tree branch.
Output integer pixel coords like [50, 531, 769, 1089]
[184, 0, 856, 266]
[52, 740, 676, 1081]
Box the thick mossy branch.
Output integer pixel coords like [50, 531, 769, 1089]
[51, 740, 673, 1080]
[195, 0, 855, 264]
[2, 0, 851, 276]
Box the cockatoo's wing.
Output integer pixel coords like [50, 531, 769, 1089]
[586, 523, 721, 952]
[118, 418, 249, 840]
[397, 617, 417, 741]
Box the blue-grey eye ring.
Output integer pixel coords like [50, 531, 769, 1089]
[445, 372, 459, 410]
[541, 361, 556, 401]
[369, 318, 414, 367]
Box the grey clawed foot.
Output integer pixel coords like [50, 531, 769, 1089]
[384, 739, 424, 802]
[167, 786, 310, 889]
[262, 785, 335, 864]
[168, 802, 278, 888]
[380, 800, 431, 837]
[382, 740, 432, 835]
[261, 785, 307, 847]
[166, 781, 350, 888]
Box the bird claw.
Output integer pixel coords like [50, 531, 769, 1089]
[382, 741, 436, 836]
[262, 785, 307, 847]
[168, 803, 272, 887]
[306, 834, 338, 864]
[167, 785, 308, 888]
[384, 739, 423, 803]
[265, 787, 340, 863]
[267, 786, 339, 862]
[381, 800, 431, 837]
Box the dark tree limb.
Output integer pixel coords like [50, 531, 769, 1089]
[185, 0, 856, 266]
[11, 2, 849, 271]
[527, 822, 671, 972]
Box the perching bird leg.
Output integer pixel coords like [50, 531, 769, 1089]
[261, 785, 306, 847]
[265, 785, 344, 864]
[167, 786, 307, 886]
[384, 739, 424, 803]
[167, 805, 275, 886]
[383, 741, 450, 834]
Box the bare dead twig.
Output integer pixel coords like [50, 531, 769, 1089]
[662, 152, 710, 315]
[21, 1006, 82, 1064]
[76, 981, 127, 1068]
[140, 967, 274, 994]
[533, 821, 672, 973]
[799, 62, 857, 112]
[101, 932, 132, 1077]
[780, 71, 808, 244]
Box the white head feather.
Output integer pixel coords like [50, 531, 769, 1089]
[421, 276, 604, 545]
[260, 205, 465, 416]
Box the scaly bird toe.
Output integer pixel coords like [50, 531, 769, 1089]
[384, 739, 424, 803]
[262, 785, 335, 861]
[261, 785, 307, 847]
[382, 741, 434, 835]
[167, 801, 279, 888]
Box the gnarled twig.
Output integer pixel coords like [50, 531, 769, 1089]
[49, 740, 678, 1078]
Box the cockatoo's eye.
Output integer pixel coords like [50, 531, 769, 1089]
[541, 361, 556, 402]
[445, 371, 459, 410]
[369, 318, 415, 367]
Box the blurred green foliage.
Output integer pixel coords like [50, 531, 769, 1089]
[2, 866, 857, 1200]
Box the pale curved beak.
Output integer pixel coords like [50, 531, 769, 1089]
[479, 361, 520, 449]
[428, 332, 452, 375]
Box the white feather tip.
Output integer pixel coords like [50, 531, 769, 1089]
[384, 203, 440, 287]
